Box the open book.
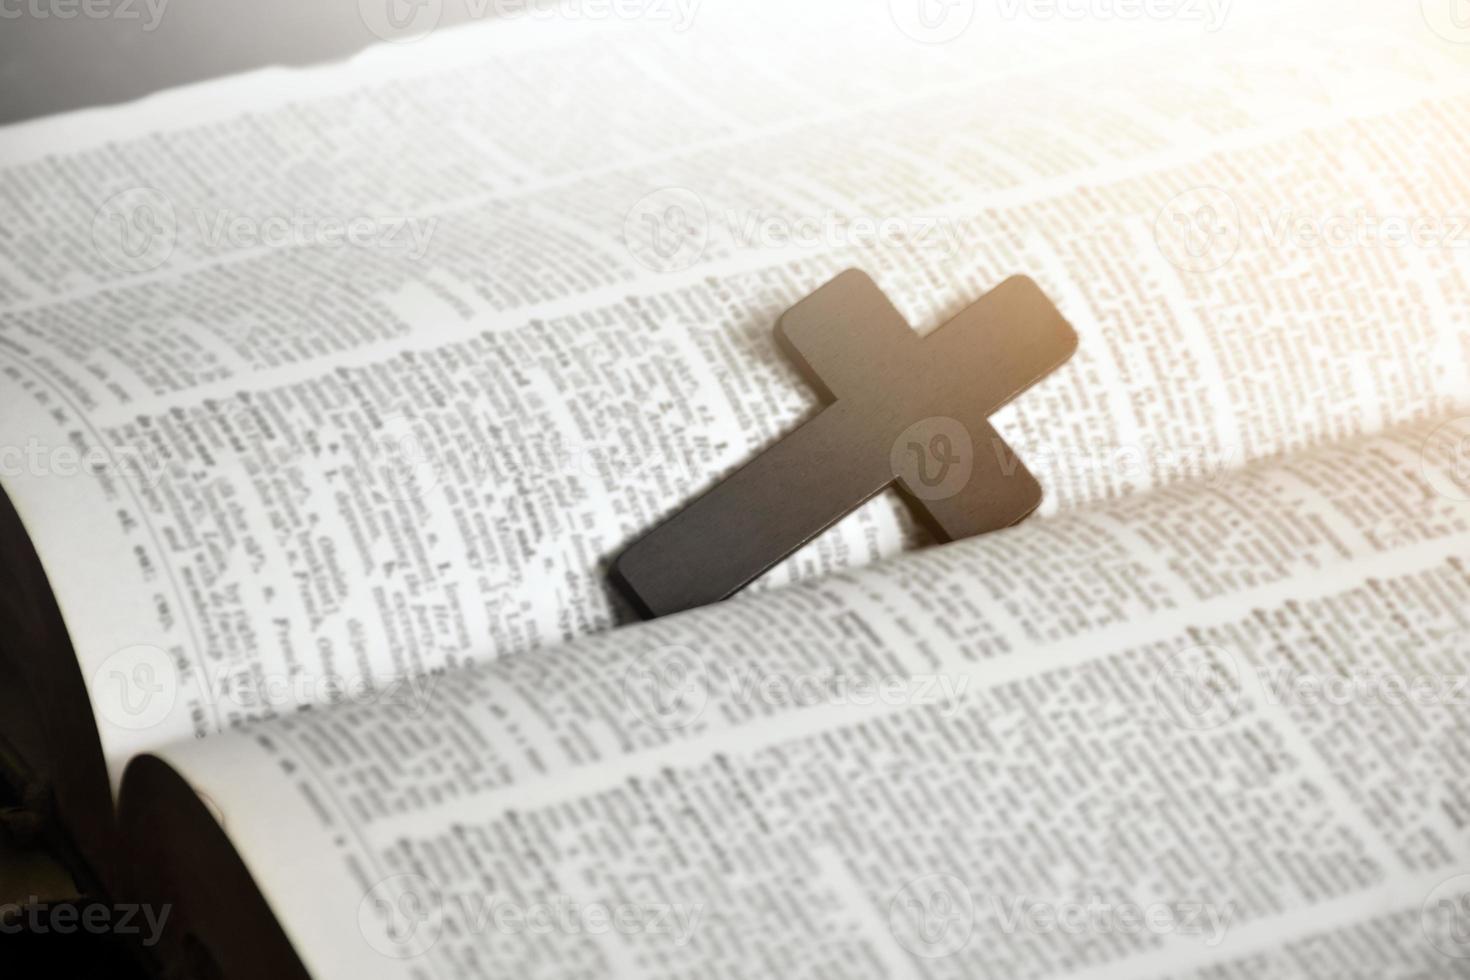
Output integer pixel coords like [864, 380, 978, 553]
[1, 1, 1468, 975]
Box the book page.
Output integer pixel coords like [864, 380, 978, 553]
[1, 0, 1468, 780]
[141, 414, 1470, 978]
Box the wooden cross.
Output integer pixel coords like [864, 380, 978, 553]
[612, 270, 1077, 619]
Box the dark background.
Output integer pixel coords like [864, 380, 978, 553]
[0, 0, 493, 125]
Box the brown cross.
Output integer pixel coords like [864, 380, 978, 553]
[613, 270, 1077, 619]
